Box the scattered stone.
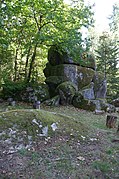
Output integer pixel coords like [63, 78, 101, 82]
[77, 156, 85, 161]
[95, 109, 105, 115]
[106, 104, 116, 113]
[33, 100, 41, 109]
[38, 126, 48, 137]
[0, 131, 6, 136]
[32, 119, 42, 128]
[51, 123, 58, 131]
[111, 98, 119, 107]
[43, 95, 60, 106]
[8, 97, 16, 106]
[90, 138, 98, 141]
[81, 135, 86, 140]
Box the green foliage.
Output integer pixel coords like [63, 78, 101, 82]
[93, 161, 110, 173]
[0, 0, 94, 84]
[109, 3, 119, 37]
[3, 80, 27, 98]
[95, 32, 119, 100]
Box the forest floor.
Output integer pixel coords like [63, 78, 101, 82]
[0, 101, 119, 179]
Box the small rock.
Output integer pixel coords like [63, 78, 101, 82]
[38, 126, 48, 137]
[95, 109, 105, 115]
[77, 156, 85, 161]
[51, 123, 58, 131]
[33, 101, 40, 109]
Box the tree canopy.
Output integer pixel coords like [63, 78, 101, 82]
[0, 0, 94, 84]
[95, 31, 119, 100]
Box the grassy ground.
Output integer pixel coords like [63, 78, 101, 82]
[0, 102, 119, 179]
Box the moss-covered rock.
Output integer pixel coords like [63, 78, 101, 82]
[44, 64, 95, 90]
[34, 84, 50, 102]
[21, 84, 50, 102]
[48, 46, 96, 71]
[80, 52, 96, 70]
[42, 95, 60, 107]
[72, 92, 96, 111]
[45, 76, 66, 97]
[48, 45, 73, 66]
[56, 82, 77, 105]
[44, 48, 107, 104]
[98, 100, 116, 112]
[81, 82, 95, 100]
[92, 72, 107, 99]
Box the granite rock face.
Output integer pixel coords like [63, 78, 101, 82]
[44, 64, 95, 95]
[48, 46, 96, 70]
[43, 45, 107, 111]
[92, 73, 107, 99]
[81, 82, 95, 100]
[56, 81, 77, 105]
[72, 92, 96, 111]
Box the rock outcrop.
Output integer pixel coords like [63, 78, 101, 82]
[43, 45, 109, 111]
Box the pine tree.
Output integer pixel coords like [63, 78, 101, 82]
[95, 32, 119, 100]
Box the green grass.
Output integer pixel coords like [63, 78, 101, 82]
[92, 161, 111, 173]
[0, 104, 119, 179]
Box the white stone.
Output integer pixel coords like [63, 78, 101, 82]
[51, 123, 58, 131]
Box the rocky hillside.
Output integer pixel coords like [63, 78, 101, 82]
[0, 103, 119, 179]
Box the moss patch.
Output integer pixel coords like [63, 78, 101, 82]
[0, 105, 119, 179]
[0, 109, 88, 141]
[72, 92, 96, 111]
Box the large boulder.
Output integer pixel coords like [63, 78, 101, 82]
[80, 52, 96, 70]
[48, 46, 73, 66]
[43, 45, 107, 109]
[56, 81, 77, 105]
[44, 64, 95, 92]
[72, 92, 115, 112]
[45, 76, 65, 97]
[72, 92, 96, 111]
[48, 46, 96, 70]
[92, 73, 107, 99]
[81, 82, 95, 100]
[42, 95, 60, 106]
[91, 100, 116, 112]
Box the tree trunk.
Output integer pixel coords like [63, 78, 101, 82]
[25, 45, 32, 79]
[18, 48, 23, 80]
[117, 124, 119, 133]
[106, 115, 117, 128]
[27, 43, 37, 82]
[14, 48, 19, 81]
